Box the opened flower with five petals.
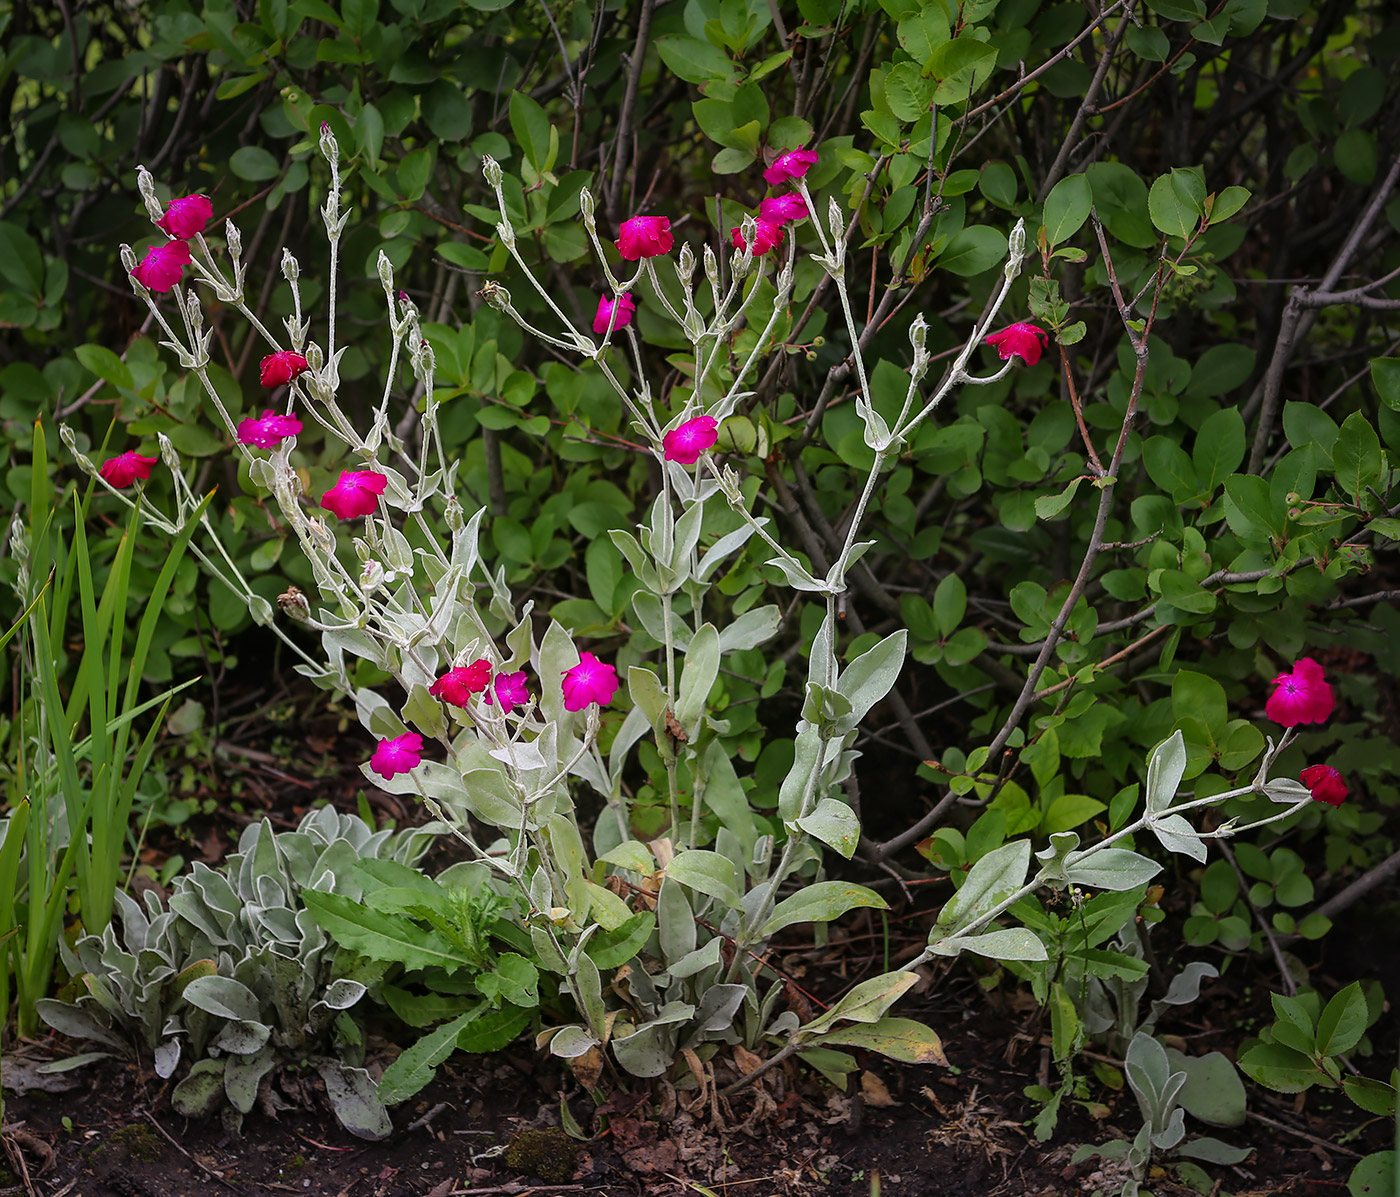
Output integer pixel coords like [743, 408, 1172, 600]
[1300, 764, 1348, 807]
[156, 195, 214, 240]
[1266, 657, 1334, 727]
[763, 146, 819, 186]
[562, 652, 619, 711]
[985, 322, 1049, 367]
[259, 350, 310, 388]
[616, 216, 673, 261]
[592, 292, 637, 335]
[99, 451, 158, 489]
[132, 241, 192, 293]
[370, 733, 422, 781]
[237, 409, 304, 449]
[662, 416, 719, 465]
[321, 470, 388, 520]
[430, 660, 493, 707]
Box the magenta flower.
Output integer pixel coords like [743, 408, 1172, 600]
[985, 322, 1049, 367]
[760, 193, 808, 224]
[370, 733, 423, 781]
[763, 146, 819, 187]
[1300, 764, 1348, 807]
[487, 670, 530, 714]
[662, 416, 719, 465]
[99, 451, 158, 489]
[731, 218, 785, 257]
[156, 195, 213, 240]
[592, 292, 637, 335]
[321, 470, 388, 520]
[132, 241, 191, 293]
[430, 660, 493, 707]
[237, 409, 303, 449]
[616, 216, 674, 261]
[1266, 657, 1335, 727]
[562, 652, 619, 712]
[259, 350, 310, 388]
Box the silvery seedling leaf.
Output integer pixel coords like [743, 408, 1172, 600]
[171, 1058, 226, 1118]
[180, 976, 261, 1023]
[1149, 813, 1207, 862]
[1065, 848, 1163, 891]
[154, 1038, 181, 1079]
[834, 631, 907, 732]
[317, 1062, 392, 1140]
[1263, 777, 1311, 805]
[757, 881, 888, 940]
[1144, 730, 1187, 815]
[928, 928, 1048, 962]
[794, 797, 861, 859]
[933, 840, 1031, 938]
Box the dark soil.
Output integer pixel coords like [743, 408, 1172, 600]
[4, 971, 1385, 1197]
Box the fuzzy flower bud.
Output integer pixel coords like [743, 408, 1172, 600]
[277, 585, 310, 621]
[377, 250, 394, 292]
[304, 342, 324, 372]
[482, 155, 503, 189]
[479, 281, 512, 312]
[444, 494, 465, 532]
[703, 245, 720, 288]
[157, 432, 181, 473]
[1005, 218, 1027, 281]
[910, 314, 928, 352]
[136, 166, 164, 224]
[281, 248, 299, 282]
[579, 187, 596, 226]
[677, 241, 696, 285]
[360, 558, 385, 593]
[319, 121, 339, 164]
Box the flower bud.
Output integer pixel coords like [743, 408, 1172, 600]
[579, 187, 595, 225]
[305, 342, 324, 372]
[319, 121, 340, 164]
[677, 242, 695, 284]
[277, 585, 311, 621]
[1008, 218, 1026, 263]
[478, 281, 512, 312]
[281, 248, 300, 282]
[225, 219, 242, 263]
[482, 155, 503, 189]
[703, 245, 720, 288]
[360, 558, 385, 592]
[157, 432, 180, 472]
[377, 250, 394, 291]
[827, 197, 843, 242]
[136, 166, 164, 224]
[444, 493, 465, 532]
[58, 423, 79, 453]
[496, 220, 516, 250]
[119, 245, 138, 274]
[910, 314, 928, 352]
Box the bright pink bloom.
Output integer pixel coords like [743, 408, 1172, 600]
[320, 470, 388, 520]
[430, 660, 493, 707]
[731, 218, 785, 256]
[616, 216, 673, 261]
[488, 670, 530, 714]
[156, 195, 213, 240]
[132, 241, 191, 293]
[370, 733, 422, 781]
[763, 146, 819, 186]
[662, 416, 719, 465]
[259, 350, 310, 388]
[985, 323, 1049, 367]
[99, 451, 158, 489]
[760, 193, 808, 224]
[1300, 765, 1348, 807]
[592, 292, 637, 335]
[562, 652, 619, 712]
[237, 409, 303, 449]
[1266, 657, 1335, 727]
